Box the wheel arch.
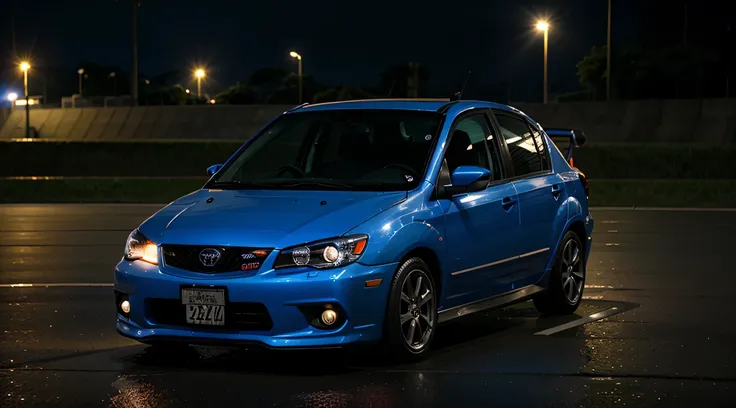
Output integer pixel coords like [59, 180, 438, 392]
[544, 215, 588, 272]
[397, 247, 444, 305]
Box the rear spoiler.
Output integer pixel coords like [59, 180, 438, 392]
[543, 128, 587, 165]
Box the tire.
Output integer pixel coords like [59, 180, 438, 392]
[383, 257, 438, 362]
[534, 230, 586, 315]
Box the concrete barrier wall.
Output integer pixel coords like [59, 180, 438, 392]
[2, 100, 736, 143]
[0, 108, 9, 130]
[0, 105, 292, 141]
[514, 99, 736, 144]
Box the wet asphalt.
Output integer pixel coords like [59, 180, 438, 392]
[0, 204, 734, 407]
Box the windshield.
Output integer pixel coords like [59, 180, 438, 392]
[208, 109, 442, 191]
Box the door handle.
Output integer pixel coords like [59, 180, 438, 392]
[501, 196, 518, 211]
[551, 184, 562, 198]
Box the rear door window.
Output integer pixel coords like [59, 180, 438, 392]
[494, 112, 547, 177]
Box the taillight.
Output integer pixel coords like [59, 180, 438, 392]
[578, 172, 589, 197]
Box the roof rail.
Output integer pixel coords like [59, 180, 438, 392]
[286, 103, 309, 112]
[437, 100, 461, 114]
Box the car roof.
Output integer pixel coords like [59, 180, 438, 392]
[293, 99, 524, 115]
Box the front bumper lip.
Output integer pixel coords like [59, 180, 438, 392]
[114, 260, 397, 348]
[116, 328, 344, 350]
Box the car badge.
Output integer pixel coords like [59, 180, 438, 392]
[241, 262, 260, 271]
[199, 248, 221, 267]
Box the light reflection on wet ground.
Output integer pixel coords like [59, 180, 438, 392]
[1, 206, 736, 407]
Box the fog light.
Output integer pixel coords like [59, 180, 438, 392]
[321, 309, 338, 326]
[120, 300, 131, 314]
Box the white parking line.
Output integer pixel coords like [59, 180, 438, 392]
[533, 307, 624, 336]
[0, 283, 113, 288]
[584, 284, 615, 289]
[591, 206, 736, 212]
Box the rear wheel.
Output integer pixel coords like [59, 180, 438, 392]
[534, 230, 585, 315]
[383, 257, 437, 362]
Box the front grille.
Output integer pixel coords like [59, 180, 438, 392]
[161, 245, 272, 273]
[146, 298, 273, 331]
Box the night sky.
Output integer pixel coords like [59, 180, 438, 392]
[3, 0, 642, 102]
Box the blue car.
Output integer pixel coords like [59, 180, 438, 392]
[115, 99, 593, 361]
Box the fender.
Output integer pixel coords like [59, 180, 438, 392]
[355, 211, 447, 267]
[356, 217, 449, 302]
[543, 213, 589, 273]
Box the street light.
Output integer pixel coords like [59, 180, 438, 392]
[289, 51, 303, 104]
[195, 68, 205, 97]
[77, 68, 85, 97]
[19, 61, 31, 138]
[536, 21, 550, 104]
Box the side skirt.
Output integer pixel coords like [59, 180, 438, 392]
[437, 284, 545, 324]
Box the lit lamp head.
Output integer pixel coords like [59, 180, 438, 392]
[77, 68, 85, 75]
[19, 62, 31, 72]
[195, 69, 205, 79]
[536, 21, 550, 31]
[7, 93, 18, 102]
[289, 51, 302, 60]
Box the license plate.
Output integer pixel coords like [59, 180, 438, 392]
[181, 287, 225, 326]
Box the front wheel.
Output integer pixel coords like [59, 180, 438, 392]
[383, 257, 437, 362]
[534, 230, 586, 315]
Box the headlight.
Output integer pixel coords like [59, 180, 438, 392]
[274, 234, 368, 269]
[124, 229, 158, 265]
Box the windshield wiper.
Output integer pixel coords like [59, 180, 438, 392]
[207, 180, 245, 189]
[207, 180, 282, 190]
[274, 179, 355, 190]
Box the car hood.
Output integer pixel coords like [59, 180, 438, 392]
[138, 189, 406, 248]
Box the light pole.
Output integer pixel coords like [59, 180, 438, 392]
[77, 68, 85, 97]
[109, 72, 117, 96]
[195, 69, 205, 97]
[289, 51, 303, 104]
[20, 62, 31, 138]
[606, 0, 612, 100]
[131, 0, 139, 104]
[536, 21, 550, 104]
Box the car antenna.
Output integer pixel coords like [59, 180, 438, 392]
[450, 71, 471, 101]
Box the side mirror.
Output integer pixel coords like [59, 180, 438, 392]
[206, 164, 223, 177]
[444, 166, 491, 195]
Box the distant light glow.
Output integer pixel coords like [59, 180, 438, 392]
[209, 99, 216, 104]
[7, 93, 18, 102]
[185, 89, 191, 94]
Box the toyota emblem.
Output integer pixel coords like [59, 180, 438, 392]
[199, 248, 221, 267]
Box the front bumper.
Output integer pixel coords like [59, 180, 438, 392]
[114, 259, 397, 348]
